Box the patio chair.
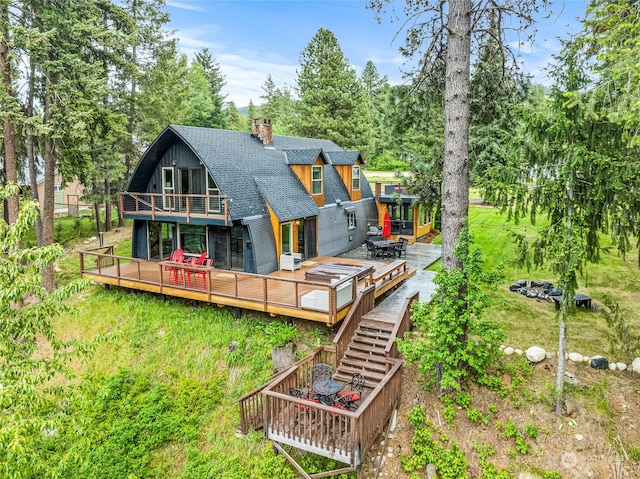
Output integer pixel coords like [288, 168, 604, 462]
[184, 252, 207, 287]
[365, 240, 376, 259]
[163, 248, 184, 284]
[310, 363, 333, 384]
[336, 373, 365, 410]
[193, 258, 213, 289]
[394, 237, 408, 258]
[290, 387, 318, 426]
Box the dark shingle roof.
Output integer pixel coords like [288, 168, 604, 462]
[128, 125, 372, 221]
[284, 149, 323, 165]
[325, 150, 361, 166]
[253, 175, 319, 222]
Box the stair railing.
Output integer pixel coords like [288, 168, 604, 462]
[333, 284, 376, 362]
[384, 291, 419, 360]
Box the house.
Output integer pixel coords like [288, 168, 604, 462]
[121, 120, 378, 274]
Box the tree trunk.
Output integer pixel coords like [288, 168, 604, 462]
[0, 2, 19, 225]
[441, 0, 471, 271]
[26, 58, 44, 245]
[41, 72, 56, 292]
[94, 202, 102, 234]
[555, 172, 574, 415]
[104, 178, 112, 231]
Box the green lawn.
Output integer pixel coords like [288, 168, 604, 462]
[44, 205, 639, 477]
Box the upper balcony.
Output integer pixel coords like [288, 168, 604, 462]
[119, 192, 231, 225]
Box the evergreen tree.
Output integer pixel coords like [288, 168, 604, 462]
[193, 47, 226, 128]
[225, 101, 244, 131]
[259, 74, 296, 135]
[294, 28, 367, 149]
[359, 60, 389, 163]
[246, 100, 258, 131]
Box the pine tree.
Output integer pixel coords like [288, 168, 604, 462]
[295, 28, 367, 149]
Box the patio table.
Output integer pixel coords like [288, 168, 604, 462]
[312, 378, 343, 405]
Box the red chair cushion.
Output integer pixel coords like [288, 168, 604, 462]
[337, 391, 360, 402]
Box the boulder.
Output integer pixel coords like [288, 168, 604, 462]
[504, 347, 515, 356]
[590, 356, 609, 370]
[632, 357, 640, 373]
[616, 362, 627, 371]
[509, 283, 521, 292]
[526, 346, 546, 363]
[546, 351, 554, 359]
[609, 362, 618, 371]
[514, 348, 523, 355]
[568, 352, 584, 363]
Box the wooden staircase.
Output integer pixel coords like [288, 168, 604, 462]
[334, 311, 398, 389]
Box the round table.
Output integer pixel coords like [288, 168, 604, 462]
[312, 379, 342, 404]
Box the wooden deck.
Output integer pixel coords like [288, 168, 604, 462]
[236, 288, 419, 478]
[78, 247, 414, 326]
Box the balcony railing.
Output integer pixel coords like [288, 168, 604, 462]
[119, 192, 230, 224]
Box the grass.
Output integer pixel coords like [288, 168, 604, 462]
[428, 206, 640, 357]
[42, 205, 640, 477]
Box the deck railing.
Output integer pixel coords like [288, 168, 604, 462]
[384, 291, 419, 359]
[78, 249, 359, 325]
[236, 346, 336, 434]
[119, 192, 230, 224]
[262, 358, 403, 467]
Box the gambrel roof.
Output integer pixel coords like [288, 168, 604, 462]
[127, 125, 373, 222]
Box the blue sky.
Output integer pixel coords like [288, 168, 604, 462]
[165, 0, 589, 107]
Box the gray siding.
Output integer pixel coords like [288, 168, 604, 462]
[244, 216, 278, 275]
[317, 197, 377, 257]
[147, 143, 202, 194]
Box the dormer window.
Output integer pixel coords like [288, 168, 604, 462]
[352, 166, 360, 191]
[312, 165, 323, 195]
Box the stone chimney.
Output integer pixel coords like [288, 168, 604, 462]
[251, 118, 273, 145]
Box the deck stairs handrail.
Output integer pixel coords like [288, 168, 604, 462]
[236, 288, 420, 477]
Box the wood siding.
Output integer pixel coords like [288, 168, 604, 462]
[335, 162, 363, 202]
[289, 158, 325, 207]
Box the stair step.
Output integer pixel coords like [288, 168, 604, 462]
[335, 366, 386, 384]
[340, 357, 389, 373]
[343, 348, 389, 362]
[350, 334, 389, 348]
[359, 319, 395, 332]
[355, 328, 391, 340]
[361, 310, 400, 325]
[347, 342, 386, 356]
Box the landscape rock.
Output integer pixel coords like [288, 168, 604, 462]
[583, 356, 590, 363]
[426, 464, 436, 479]
[504, 347, 515, 356]
[526, 346, 546, 363]
[514, 348, 523, 355]
[568, 352, 584, 362]
[546, 351, 554, 359]
[617, 362, 627, 371]
[632, 357, 640, 373]
[609, 362, 618, 371]
[590, 356, 609, 370]
[271, 344, 296, 372]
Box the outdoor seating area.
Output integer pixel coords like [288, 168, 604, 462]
[161, 249, 212, 287]
[290, 364, 365, 420]
[365, 237, 408, 259]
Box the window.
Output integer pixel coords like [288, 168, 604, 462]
[162, 167, 174, 210]
[348, 212, 356, 230]
[207, 173, 221, 213]
[281, 222, 292, 254]
[312, 166, 323, 195]
[178, 224, 207, 255]
[352, 166, 360, 190]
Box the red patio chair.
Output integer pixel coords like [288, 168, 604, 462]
[187, 257, 212, 289]
[184, 252, 207, 287]
[163, 248, 184, 285]
[336, 373, 365, 411]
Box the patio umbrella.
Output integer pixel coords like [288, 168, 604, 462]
[382, 210, 391, 238]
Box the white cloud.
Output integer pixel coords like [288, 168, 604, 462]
[165, 1, 206, 12]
